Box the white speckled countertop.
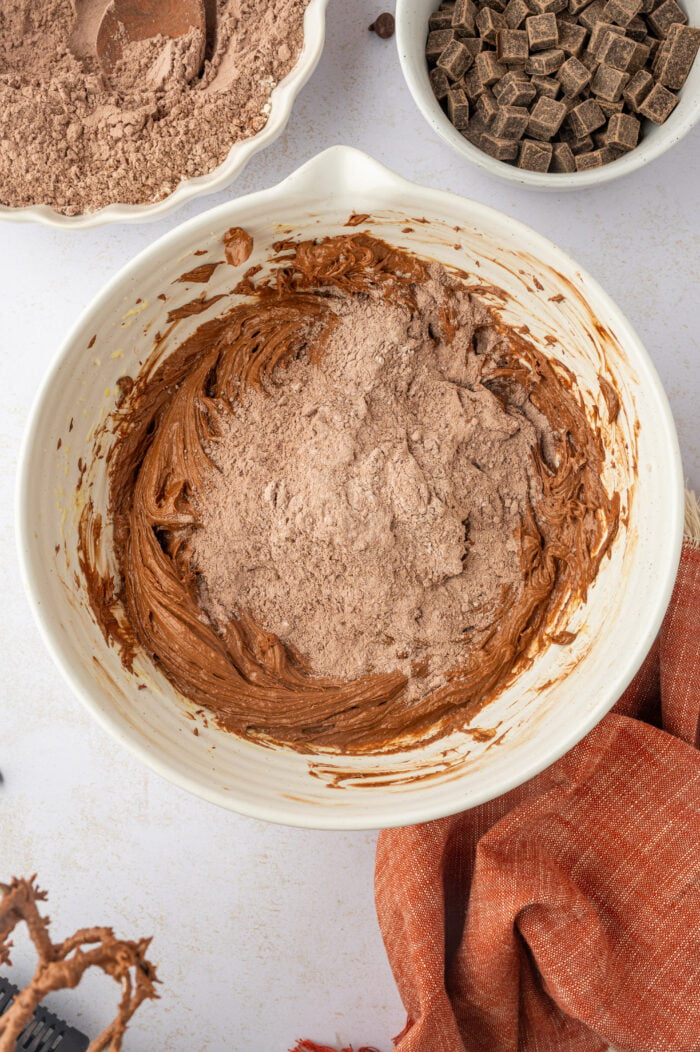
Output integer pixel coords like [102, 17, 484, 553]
[0, 2, 698, 1048]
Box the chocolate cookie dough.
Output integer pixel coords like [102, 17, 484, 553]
[80, 233, 619, 752]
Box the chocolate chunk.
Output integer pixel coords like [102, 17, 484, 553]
[568, 96, 607, 133]
[369, 12, 396, 38]
[621, 41, 649, 73]
[605, 110, 640, 148]
[591, 61, 630, 98]
[452, 0, 479, 33]
[637, 80, 679, 122]
[463, 65, 489, 98]
[622, 67, 653, 107]
[518, 137, 554, 168]
[492, 103, 531, 136]
[589, 22, 623, 56]
[570, 132, 595, 152]
[551, 140, 577, 169]
[430, 65, 452, 99]
[476, 6, 506, 42]
[438, 38, 473, 78]
[527, 47, 565, 72]
[475, 49, 508, 83]
[528, 94, 568, 137]
[526, 12, 559, 49]
[569, 0, 597, 13]
[597, 96, 626, 116]
[476, 87, 501, 122]
[580, 49, 601, 72]
[626, 16, 648, 41]
[463, 36, 486, 56]
[558, 54, 593, 93]
[447, 86, 471, 127]
[531, 73, 562, 95]
[574, 147, 606, 168]
[579, 0, 607, 30]
[504, 0, 532, 28]
[601, 0, 642, 27]
[497, 27, 530, 64]
[480, 131, 521, 158]
[427, 29, 455, 63]
[557, 21, 588, 55]
[647, 0, 687, 39]
[597, 31, 637, 70]
[655, 24, 700, 91]
[430, 9, 455, 30]
[531, 0, 567, 10]
[494, 69, 539, 103]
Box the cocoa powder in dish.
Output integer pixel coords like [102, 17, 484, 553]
[0, 0, 309, 214]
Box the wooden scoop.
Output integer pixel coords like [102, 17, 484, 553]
[96, 0, 206, 87]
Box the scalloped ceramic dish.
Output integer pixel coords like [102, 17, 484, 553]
[18, 147, 683, 828]
[0, 0, 328, 229]
[396, 0, 700, 189]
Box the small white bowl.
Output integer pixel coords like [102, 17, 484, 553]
[0, 0, 328, 229]
[396, 0, 700, 189]
[17, 146, 683, 828]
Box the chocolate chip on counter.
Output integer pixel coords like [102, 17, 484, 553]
[369, 12, 396, 38]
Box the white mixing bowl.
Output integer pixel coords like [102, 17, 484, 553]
[0, 0, 328, 229]
[396, 0, 700, 189]
[17, 146, 683, 828]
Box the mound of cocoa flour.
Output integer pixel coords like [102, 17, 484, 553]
[0, 0, 308, 214]
[192, 267, 555, 699]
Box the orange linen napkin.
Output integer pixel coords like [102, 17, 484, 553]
[293, 499, 700, 1052]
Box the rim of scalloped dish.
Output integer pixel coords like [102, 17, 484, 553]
[0, 0, 329, 230]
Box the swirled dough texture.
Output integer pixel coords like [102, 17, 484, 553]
[85, 234, 619, 752]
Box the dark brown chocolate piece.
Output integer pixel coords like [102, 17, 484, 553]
[504, 0, 532, 28]
[438, 38, 474, 77]
[427, 29, 455, 62]
[495, 69, 539, 103]
[531, 73, 562, 95]
[369, 12, 395, 38]
[551, 139, 577, 169]
[605, 110, 640, 148]
[448, 86, 472, 127]
[568, 96, 607, 134]
[655, 24, 700, 90]
[528, 47, 565, 72]
[637, 80, 679, 122]
[452, 0, 479, 33]
[497, 27, 530, 64]
[528, 94, 568, 137]
[526, 12, 559, 49]
[558, 20, 588, 54]
[492, 103, 531, 136]
[647, 0, 687, 38]
[476, 5, 507, 42]
[480, 131, 521, 157]
[575, 147, 606, 168]
[430, 65, 452, 99]
[602, 0, 642, 27]
[558, 53, 593, 92]
[591, 61, 630, 98]
[518, 137, 554, 168]
[622, 66, 653, 108]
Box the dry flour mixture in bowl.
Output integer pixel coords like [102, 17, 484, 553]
[18, 148, 683, 828]
[0, 0, 327, 228]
